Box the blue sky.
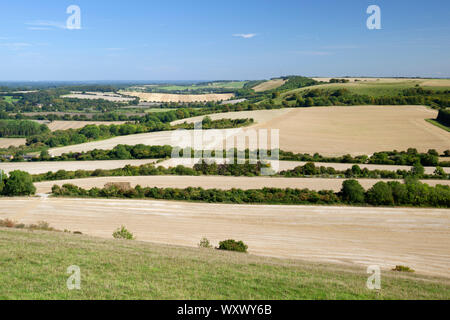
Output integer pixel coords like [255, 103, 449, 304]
[0, 0, 449, 80]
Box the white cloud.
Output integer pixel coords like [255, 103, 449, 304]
[26, 20, 68, 30]
[233, 33, 257, 39]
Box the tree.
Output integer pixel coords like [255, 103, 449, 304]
[3, 170, 36, 196]
[340, 179, 365, 203]
[366, 182, 394, 206]
[411, 162, 425, 177]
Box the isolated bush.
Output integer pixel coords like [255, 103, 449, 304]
[198, 237, 213, 248]
[392, 265, 415, 273]
[218, 239, 248, 253]
[112, 226, 135, 240]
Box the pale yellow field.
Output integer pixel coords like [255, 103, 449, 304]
[0, 159, 158, 175]
[0, 138, 26, 148]
[122, 91, 235, 103]
[247, 105, 450, 156]
[170, 109, 291, 125]
[1, 197, 449, 277]
[48, 106, 450, 157]
[62, 92, 135, 102]
[33, 175, 450, 194]
[252, 79, 287, 92]
[47, 121, 127, 131]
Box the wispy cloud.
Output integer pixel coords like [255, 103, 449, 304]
[0, 42, 32, 50]
[26, 20, 68, 30]
[233, 33, 257, 39]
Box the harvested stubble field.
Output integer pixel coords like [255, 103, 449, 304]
[0, 138, 26, 148]
[0, 159, 158, 175]
[62, 92, 135, 102]
[246, 105, 450, 156]
[122, 91, 235, 103]
[170, 109, 291, 125]
[1, 197, 449, 278]
[46, 120, 127, 131]
[252, 79, 287, 92]
[33, 175, 450, 194]
[48, 106, 450, 157]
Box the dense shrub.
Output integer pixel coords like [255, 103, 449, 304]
[218, 239, 248, 253]
[2, 170, 36, 196]
[112, 226, 135, 240]
[340, 180, 365, 203]
[436, 108, 450, 126]
[198, 237, 213, 249]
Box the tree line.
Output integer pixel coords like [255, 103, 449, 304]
[0, 120, 49, 137]
[30, 160, 449, 184]
[51, 179, 450, 208]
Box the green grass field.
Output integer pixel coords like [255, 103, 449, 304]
[3, 96, 19, 103]
[127, 81, 247, 93]
[0, 228, 448, 300]
[264, 79, 450, 105]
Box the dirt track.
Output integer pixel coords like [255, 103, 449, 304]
[1, 197, 448, 277]
[33, 175, 450, 194]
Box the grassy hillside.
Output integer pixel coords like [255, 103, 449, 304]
[0, 228, 448, 300]
[264, 79, 450, 105]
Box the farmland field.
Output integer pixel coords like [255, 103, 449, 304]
[274, 78, 450, 101]
[46, 120, 127, 131]
[252, 79, 287, 92]
[246, 105, 449, 156]
[0, 159, 158, 175]
[62, 92, 135, 102]
[48, 105, 450, 156]
[1, 198, 449, 280]
[33, 175, 450, 194]
[0, 138, 26, 148]
[122, 91, 235, 103]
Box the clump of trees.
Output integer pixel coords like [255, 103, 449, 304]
[436, 108, 450, 127]
[0, 170, 36, 196]
[0, 120, 49, 137]
[218, 240, 248, 253]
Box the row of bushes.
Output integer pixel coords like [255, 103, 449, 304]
[52, 179, 450, 208]
[19, 146, 449, 168]
[26, 116, 253, 149]
[31, 160, 449, 184]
